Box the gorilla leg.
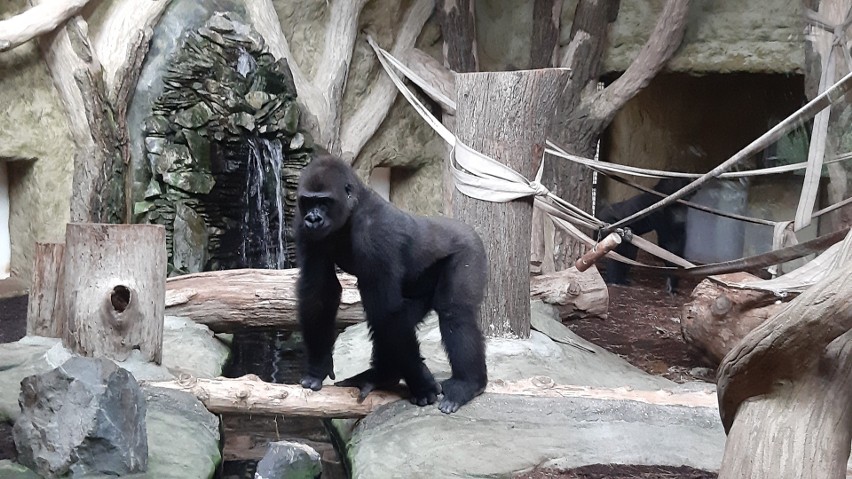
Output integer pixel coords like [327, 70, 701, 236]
[602, 241, 638, 285]
[337, 296, 440, 406]
[433, 253, 487, 414]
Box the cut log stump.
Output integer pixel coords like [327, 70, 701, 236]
[61, 223, 167, 363]
[680, 272, 789, 364]
[26, 242, 66, 337]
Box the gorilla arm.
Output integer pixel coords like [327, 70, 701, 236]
[297, 248, 341, 391]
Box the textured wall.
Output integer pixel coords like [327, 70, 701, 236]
[0, 0, 74, 285]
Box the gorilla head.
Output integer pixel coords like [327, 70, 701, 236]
[296, 154, 359, 241]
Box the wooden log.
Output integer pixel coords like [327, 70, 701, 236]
[165, 269, 363, 332]
[716, 231, 852, 479]
[147, 375, 717, 418]
[680, 272, 789, 365]
[164, 267, 606, 333]
[61, 223, 166, 363]
[453, 69, 569, 338]
[26, 243, 65, 337]
[530, 266, 608, 320]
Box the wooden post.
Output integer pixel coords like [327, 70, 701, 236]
[60, 223, 167, 363]
[453, 69, 568, 338]
[26, 243, 66, 337]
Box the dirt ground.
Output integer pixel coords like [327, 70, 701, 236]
[0, 265, 717, 478]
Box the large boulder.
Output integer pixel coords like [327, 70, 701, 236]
[13, 357, 148, 478]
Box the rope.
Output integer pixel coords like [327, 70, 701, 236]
[367, 35, 852, 279]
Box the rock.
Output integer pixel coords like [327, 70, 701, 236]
[228, 112, 255, 132]
[174, 102, 213, 129]
[333, 303, 725, 478]
[173, 202, 209, 274]
[0, 460, 41, 478]
[183, 129, 211, 172]
[145, 136, 167, 155]
[156, 144, 192, 174]
[162, 172, 215, 195]
[246, 91, 273, 110]
[255, 441, 322, 479]
[13, 357, 148, 478]
[279, 102, 300, 135]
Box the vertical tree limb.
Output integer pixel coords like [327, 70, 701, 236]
[436, 0, 479, 216]
[36, 8, 124, 223]
[339, 0, 435, 162]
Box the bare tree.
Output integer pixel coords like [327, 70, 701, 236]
[546, 0, 691, 268]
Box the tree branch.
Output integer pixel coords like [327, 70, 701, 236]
[0, 0, 96, 52]
[531, 0, 564, 68]
[312, 0, 370, 154]
[338, 0, 434, 163]
[37, 10, 124, 223]
[587, 0, 690, 123]
[90, 0, 171, 105]
[716, 231, 852, 431]
[403, 47, 456, 113]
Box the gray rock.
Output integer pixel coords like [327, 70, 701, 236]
[162, 172, 215, 194]
[0, 460, 41, 478]
[255, 441, 322, 479]
[173, 202, 209, 274]
[334, 303, 725, 478]
[13, 357, 148, 478]
[174, 102, 213, 129]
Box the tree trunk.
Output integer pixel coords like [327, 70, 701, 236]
[61, 223, 167, 363]
[165, 268, 604, 332]
[436, 0, 479, 216]
[26, 243, 65, 337]
[453, 69, 569, 338]
[528, 0, 564, 275]
[716, 232, 852, 478]
[38, 15, 125, 224]
[680, 272, 788, 365]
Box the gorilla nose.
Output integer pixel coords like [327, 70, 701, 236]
[305, 214, 324, 229]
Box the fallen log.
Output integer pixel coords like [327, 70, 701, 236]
[680, 272, 789, 365]
[146, 375, 716, 418]
[165, 267, 607, 333]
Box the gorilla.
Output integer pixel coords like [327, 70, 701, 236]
[596, 177, 690, 293]
[295, 152, 488, 414]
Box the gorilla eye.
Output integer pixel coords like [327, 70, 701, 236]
[345, 183, 353, 197]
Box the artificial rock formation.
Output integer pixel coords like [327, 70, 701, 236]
[135, 12, 312, 274]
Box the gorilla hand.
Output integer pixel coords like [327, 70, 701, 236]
[300, 354, 335, 391]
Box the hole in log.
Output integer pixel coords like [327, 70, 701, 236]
[111, 286, 131, 313]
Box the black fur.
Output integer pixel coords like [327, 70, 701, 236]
[295, 152, 488, 414]
[596, 178, 690, 293]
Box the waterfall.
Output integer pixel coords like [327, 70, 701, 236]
[243, 137, 287, 269]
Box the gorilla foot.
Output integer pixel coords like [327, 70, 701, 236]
[438, 378, 485, 414]
[335, 368, 400, 402]
[300, 374, 326, 391]
[407, 373, 441, 407]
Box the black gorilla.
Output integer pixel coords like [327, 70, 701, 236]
[295, 152, 488, 414]
[595, 178, 690, 293]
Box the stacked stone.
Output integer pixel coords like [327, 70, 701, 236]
[135, 12, 312, 275]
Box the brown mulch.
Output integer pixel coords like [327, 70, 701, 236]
[516, 464, 716, 479]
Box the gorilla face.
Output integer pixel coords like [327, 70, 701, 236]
[296, 154, 357, 241]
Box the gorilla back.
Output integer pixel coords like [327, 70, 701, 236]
[295, 152, 488, 414]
